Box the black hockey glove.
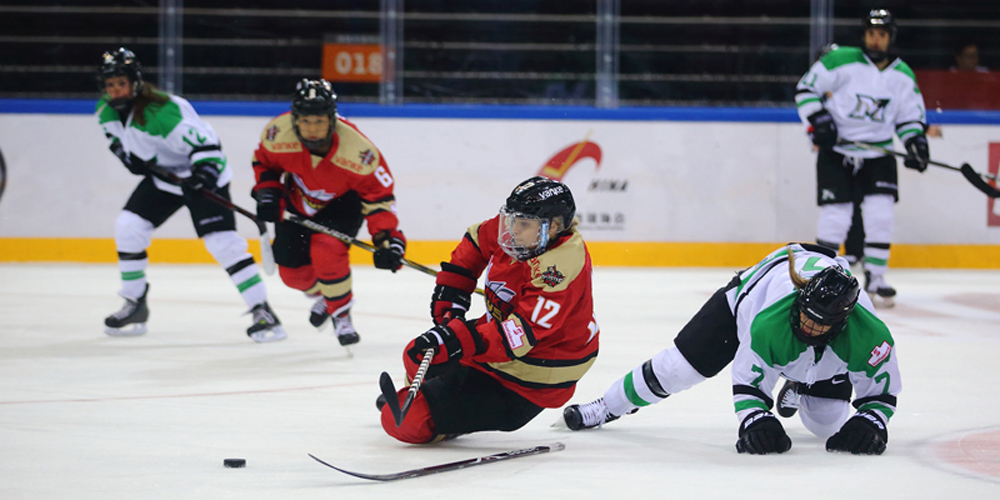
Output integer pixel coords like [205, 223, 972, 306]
[408, 323, 465, 365]
[373, 229, 406, 273]
[430, 262, 477, 325]
[185, 162, 222, 193]
[118, 149, 154, 177]
[826, 410, 887, 455]
[807, 109, 838, 150]
[109, 139, 135, 172]
[252, 187, 285, 223]
[904, 135, 930, 173]
[736, 410, 792, 455]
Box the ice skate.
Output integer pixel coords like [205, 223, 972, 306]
[104, 284, 150, 336]
[562, 398, 621, 431]
[333, 310, 360, 346]
[309, 296, 330, 328]
[246, 302, 288, 343]
[864, 271, 896, 308]
[776, 380, 800, 418]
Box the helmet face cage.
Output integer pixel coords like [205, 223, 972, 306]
[97, 47, 143, 98]
[790, 266, 860, 346]
[498, 205, 551, 261]
[291, 79, 338, 150]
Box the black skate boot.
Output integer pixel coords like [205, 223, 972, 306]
[104, 284, 150, 336]
[309, 296, 330, 328]
[864, 271, 896, 308]
[333, 310, 360, 346]
[247, 302, 288, 343]
[776, 380, 800, 418]
[563, 398, 622, 430]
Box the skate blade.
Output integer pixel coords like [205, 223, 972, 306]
[872, 295, 896, 309]
[250, 326, 288, 343]
[342, 344, 355, 359]
[104, 323, 148, 337]
[550, 412, 570, 429]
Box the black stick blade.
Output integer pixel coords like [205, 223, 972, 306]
[961, 163, 1000, 198]
[379, 371, 403, 427]
[308, 442, 565, 482]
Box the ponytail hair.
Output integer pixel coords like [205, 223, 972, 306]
[131, 83, 171, 126]
[787, 244, 810, 290]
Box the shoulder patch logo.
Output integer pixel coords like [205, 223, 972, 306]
[868, 341, 891, 367]
[358, 149, 376, 166]
[266, 124, 279, 141]
[541, 265, 565, 287]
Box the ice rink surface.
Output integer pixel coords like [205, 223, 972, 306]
[2, 263, 999, 499]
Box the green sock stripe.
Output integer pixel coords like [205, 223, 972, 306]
[121, 271, 145, 281]
[866, 256, 888, 266]
[237, 274, 262, 293]
[623, 371, 652, 407]
[734, 399, 769, 413]
[859, 403, 895, 419]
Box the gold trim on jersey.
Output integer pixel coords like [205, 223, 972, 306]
[528, 228, 586, 292]
[362, 197, 396, 217]
[484, 353, 597, 388]
[260, 114, 302, 153]
[304, 274, 353, 299]
[465, 221, 484, 249]
[330, 117, 380, 175]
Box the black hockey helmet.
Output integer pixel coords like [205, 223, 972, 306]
[505, 176, 576, 229]
[790, 265, 860, 346]
[290, 79, 337, 150]
[291, 78, 338, 118]
[862, 9, 898, 42]
[499, 176, 576, 260]
[97, 47, 143, 93]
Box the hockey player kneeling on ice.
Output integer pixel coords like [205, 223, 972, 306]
[563, 244, 900, 456]
[251, 79, 407, 347]
[97, 48, 284, 342]
[381, 177, 600, 444]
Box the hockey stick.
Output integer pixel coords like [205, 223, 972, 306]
[148, 165, 277, 274]
[379, 348, 435, 427]
[284, 212, 485, 296]
[308, 442, 565, 481]
[840, 140, 1000, 198]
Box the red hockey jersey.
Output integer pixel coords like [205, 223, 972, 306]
[448, 215, 599, 408]
[252, 112, 398, 236]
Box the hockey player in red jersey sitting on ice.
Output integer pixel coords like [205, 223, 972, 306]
[251, 79, 406, 346]
[381, 177, 600, 443]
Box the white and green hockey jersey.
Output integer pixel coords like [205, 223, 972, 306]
[796, 46, 926, 159]
[97, 93, 231, 195]
[725, 244, 901, 428]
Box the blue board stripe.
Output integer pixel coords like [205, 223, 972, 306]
[2, 98, 999, 124]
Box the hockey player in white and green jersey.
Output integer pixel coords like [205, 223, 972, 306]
[562, 243, 901, 456]
[795, 8, 930, 307]
[97, 47, 285, 343]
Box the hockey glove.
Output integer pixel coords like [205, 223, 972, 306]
[185, 162, 222, 193]
[252, 187, 285, 223]
[904, 135, 930, 173]
[407, 323, 466, 365]
[120, 150, 154, 177]
[373, 229, 406, 272]
[430, 262, 477, 325]
[826, 410, 887, 455]
[807, 109, 838, 150]
[736, 410, 792, 455]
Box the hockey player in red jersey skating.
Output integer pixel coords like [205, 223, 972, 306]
[381, 176, 600, 443]
[252, 79, 406, 346]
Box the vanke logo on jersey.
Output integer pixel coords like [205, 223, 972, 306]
[849, 94, 890, 122]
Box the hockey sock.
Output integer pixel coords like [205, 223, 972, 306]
[604, 347, 706, 417]
[816, 202, 853, 247]
[861, 194, 895, 277]
[114, 210, 155, 300]
[117, 251, 148, 299]
[203, 231, 267, 308]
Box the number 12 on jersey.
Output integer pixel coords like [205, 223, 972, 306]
[531, 297, 561, 328]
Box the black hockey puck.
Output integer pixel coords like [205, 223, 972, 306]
[223, 458, 246, 468]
